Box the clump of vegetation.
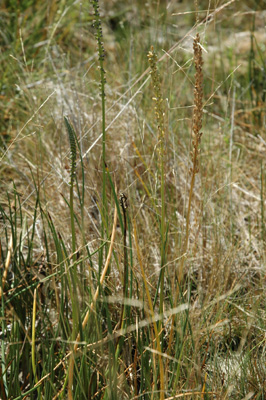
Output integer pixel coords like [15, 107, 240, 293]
[1, 0, 266, 399]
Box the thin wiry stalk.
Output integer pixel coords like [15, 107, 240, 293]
[115, 193, 128, 359]
[179, 33, 204, 285]
[169, 33, 204, 353]
[64, 117, 77, 261]
[118, 193, 128, 332]
[133, 219, 165, 400]
[92, 0, 107, 269]
[31, 289, 37, 383]
[64, 116, 80, 400]
[147, 46, 166, 330]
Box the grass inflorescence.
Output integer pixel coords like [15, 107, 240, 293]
[92, 0, 108, 271]
[1, 1, 266, 399]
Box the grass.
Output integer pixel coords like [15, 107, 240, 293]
[1, 0, 266, 399]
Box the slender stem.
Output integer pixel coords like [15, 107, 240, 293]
[101, 60, 107, 240]
[117, 193, 128, 334]
[64, 117, 79, 400]
[160, 132, 166, 318]
[147, 46, 166, 333]
[133, 220, 165, 399]
[178, 33, 203, 286]
[31, 288, 37, 381]
[92, 0, 107, 268]
[168, 32, 204, 357]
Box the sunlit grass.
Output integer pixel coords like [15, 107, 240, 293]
[1, 0, 266, 399]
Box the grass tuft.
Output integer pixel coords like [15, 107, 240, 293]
[1, 1, 266, 399]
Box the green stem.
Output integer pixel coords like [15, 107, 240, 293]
[159, 139, 165, 321]
[147, 47, 166, 334]
[92, 0, 107, 269]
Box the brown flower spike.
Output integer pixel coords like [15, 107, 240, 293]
[177, 33, 204, 286]
[190, 33, 203, 175]
[147, 46, 165, 157]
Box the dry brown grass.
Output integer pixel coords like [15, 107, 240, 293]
[1, 0, 266, 398]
